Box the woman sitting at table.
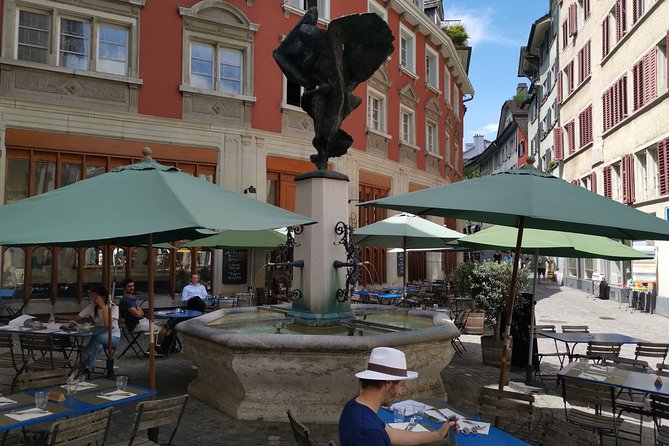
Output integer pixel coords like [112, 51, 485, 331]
[73, 285, 120, 374]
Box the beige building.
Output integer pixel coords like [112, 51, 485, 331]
[557, 0, 669, 313]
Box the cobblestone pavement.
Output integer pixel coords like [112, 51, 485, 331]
[16, 284, 668, 445]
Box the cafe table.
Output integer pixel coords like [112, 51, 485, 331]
[539, 332, 646, 361]
[379, 398, 530, 445]
[153, 309, 202, 320]
[0, 378, 155, 444]
[559, 361, 669, 397]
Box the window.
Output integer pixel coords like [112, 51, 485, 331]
[566, 120, 576, 155]
[400, 107, 415, 144]
[603, 165, 613, 198]
[615, 0, 627, 42]
[189, 43, 243, 94]
[368, 0, 387, 21]
[367, 88, 386, 133]
[602, 16, 611, 58]
[632, 0, 644, 24]
[637, 147, 657, 200]
[562, 20, 568, 49]
[578, 105, 593, 148]
[453, 85, 460, 118]
[444, 68, 451, 107]
[399, 26, 416, 73]
[15, 9, 130, 76]
[632, 48, 658, 111]
[285, 0, 330, 20]
[622, 154, 636, 204]
[658, 137, 669, 196]
[425, 46, 438, 89]
[602, 74, 628, 132]
[426, 121, 438, 154]
[583, 0, 591, 19]
[577, 40, 591, 84]
[566, 60, 575, 94]
[518, 140, 525, 157]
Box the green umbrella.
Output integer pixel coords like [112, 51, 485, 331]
[181, 229, 287, 249]
[0, 149, 315, 392]
[352, 213, 463, 301]
[454, 226, 652, 260]
[361, 159, 669, 398]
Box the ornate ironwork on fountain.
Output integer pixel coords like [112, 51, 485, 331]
[333, 221, 361, 303]
[273, 226, 304, 302]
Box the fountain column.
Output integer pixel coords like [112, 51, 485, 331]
[287, 171, 355, 325]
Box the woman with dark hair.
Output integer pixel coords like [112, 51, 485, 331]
[73, 285, 120, 373]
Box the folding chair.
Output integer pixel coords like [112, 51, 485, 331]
[0, 333, 27, 391]
[532, 325, 568, 380]
[633, 343, 669, 368]
[287, 409, 315, 446]
[16, 369, 68, 391]
[585, 341, 621, 363]
[561, 378, 621, 445]
[478, 388, 535, 438]
[118, 322, 145, 360]
[651, 394, 669, 445]
[561, 325, 590, 333]
[110, 394, 188, 446]
[47, 407, 112, 446]
[538, 414, 598, 446]
[19, 334, 71, 371]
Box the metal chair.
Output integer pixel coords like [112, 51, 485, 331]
[633, 343, 669, 368]
[450, 310, 469, 356]
[16, 369, 68, 391]
[47, 407, 112, 446]
[532, 325, 568, 380]
[651, 394, 669, 445]
[287, 409, 315, 446]
[118, 320, 146, 360]
[585, 341, 621, 363]
[19, 334, 71, 371]
[561, 378, 621, 445]
[0, 333, 27, 390]
[478, 388, 535, 437]
[561, 325, 589, 333]
[110, 394, 188, 446]
[538, 414, 598, 446]
[657, 364, 669, 378]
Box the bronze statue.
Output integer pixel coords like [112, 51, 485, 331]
[273, 8, 394, 171]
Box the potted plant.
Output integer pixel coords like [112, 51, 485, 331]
[469, 261, 530, 367]
[452, 261, 485, 334]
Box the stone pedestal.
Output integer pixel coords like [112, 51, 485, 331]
[287, 171, 354, 325]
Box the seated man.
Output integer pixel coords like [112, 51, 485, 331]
[181, 273, 207, 312]
[339, 347, 457, 445]
[118, 278, 167, 345]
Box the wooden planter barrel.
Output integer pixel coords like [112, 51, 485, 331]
[480, 335, 513, 369]
[463, 311, 485, 334]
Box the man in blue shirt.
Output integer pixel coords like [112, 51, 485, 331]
[339, 347, 456, 445]
[118, 278, 167, 346]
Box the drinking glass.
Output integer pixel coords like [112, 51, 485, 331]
[578, 357, 589, 370]
[392, 407, 405, 423]
[116, 375, 128, 392]
[606, 366, 616, 378]
[66, 378, 78, 395]
[34, 391, 48, 410]
[412, 403, 424, 423]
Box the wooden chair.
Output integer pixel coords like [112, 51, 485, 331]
[657, 364, 669, 378]
[585, 341, 621, 363]
[538, 415, 599, 446]
[634, 343, 669, 367]
[0, 333, 27, 390]
[651, 394, 669, 445]
[532, 325, 568, 380]
[561, 325, 589, 333]
[16, 369, 68, 391]
[110, 394, 188, 446]
[19, 334, 70, 371]
[47, 407, 112, 446]
[561, 378, 621, 445]
[287, 409, 315, 446]
[478, 388, 535, 437]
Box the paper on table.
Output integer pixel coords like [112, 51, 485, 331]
[438, 407, 464, 419]
[6, 408, 51, 421]
[390, 400, 433, 416]
[580, 372, 607, 381]
[388, 422, 429, 432]
[460, 419, 491, 435]
[60, 381, 98, 391]
[0, 397, 17, 406]
[97, 390, 136, 401]
[7, 315, 35, 327]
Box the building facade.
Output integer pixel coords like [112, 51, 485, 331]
[556, 0, 669, 312]
[0, 0, 472, 305]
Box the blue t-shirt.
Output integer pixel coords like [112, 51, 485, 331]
[339, 398, 390, 446]
[119, 295, 140, 332]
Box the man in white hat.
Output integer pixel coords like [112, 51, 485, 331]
[339, 347, 457, 445]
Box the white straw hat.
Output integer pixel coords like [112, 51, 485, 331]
[355, 347, 418, 381]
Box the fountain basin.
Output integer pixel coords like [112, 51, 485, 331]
[177, 304, 460, 424]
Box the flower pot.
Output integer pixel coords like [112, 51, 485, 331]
[480, 335, 512, 369]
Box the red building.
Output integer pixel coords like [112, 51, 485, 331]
[0, 0, 473, 303]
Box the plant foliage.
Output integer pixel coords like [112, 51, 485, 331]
[445, 24, 469, 47]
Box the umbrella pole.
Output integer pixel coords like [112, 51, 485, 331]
[403, 239, 407, 308]
[496, 217, 525, 425]
[525, 251, 540, 384]
[106, 245, 114, 379]
[147, 234, 158, 443]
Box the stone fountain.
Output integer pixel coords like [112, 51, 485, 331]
[177, 8, 459, 424]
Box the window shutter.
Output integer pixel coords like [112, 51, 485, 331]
[558, 70, 563, 103]
[602, 17, 610, 58]
[659, 138, 669, 196]
[602, 91, 609, 132]
[589, 172, 597, 193]
[571, 179, 580, 186]
[622, 154, 635, 204]
[567, 121, 576, 155]
[553, 127, 564, 160]
[572, 3, 578, 35]
[584, 0, 591, 19]
[633, 0, 641, 24]
[644, 48, 657, 105]
[585, 40, 591, 78]
[603, 165, 612, 198]
[616, 0, 627, 41]
[622, 74, 628, 119]
[577, 47, 584, 84]
[633, 60, 642, 110]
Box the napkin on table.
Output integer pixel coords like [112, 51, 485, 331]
[390, 400, 433, 417]
[0, 397, 17, 406]
[388, 422, 429, 432]
[5, 408, 51, 421]
[97, 390, 136, 401]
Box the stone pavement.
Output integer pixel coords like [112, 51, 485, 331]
[16, 284, 669, 445]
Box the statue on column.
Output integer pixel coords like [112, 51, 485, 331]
[273, 8, 394, 171]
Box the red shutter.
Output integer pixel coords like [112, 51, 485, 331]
[633, 0, 642, 24]
[584, 0, 591, 19]
[558, 71, 563, 103]
[589, 172, 597, 193]
[572, 3, 578, 35]
[587, 105, 593, 144]
[602, 91, 608, 132]
[659, 138, 669, 196]
[585, 40, 591, 77]
[667, 31, 669, 87]
[622, 154, 636, 204]
[603, 165, 612, 198]
[562, 21, 568, 48]
[602, 17, 609, 58]
[616, 0, 627, 41]
[633, 60, 642, 110]
[571, 179, 580, 186]
[567, 121, 576, 155]
[553, 127, 564, 160]
[577, 47, 584, 84]
[622, 74, 628, 118]
[644, 48, 657, 105]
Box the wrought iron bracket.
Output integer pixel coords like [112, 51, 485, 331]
[334, 221, 361, 303]
[274, 226, 304, 302]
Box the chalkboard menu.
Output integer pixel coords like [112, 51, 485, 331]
[397, 252, 405, 277]
[222, 249, 248, 284]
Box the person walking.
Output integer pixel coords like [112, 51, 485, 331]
[338, 347, 457, 445]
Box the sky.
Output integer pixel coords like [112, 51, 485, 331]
[443, 1, 549, 144]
